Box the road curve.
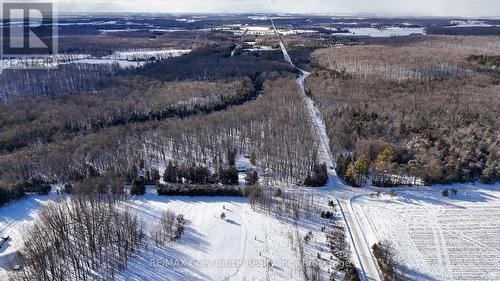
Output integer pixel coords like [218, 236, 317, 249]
[270, 18, 382, 281]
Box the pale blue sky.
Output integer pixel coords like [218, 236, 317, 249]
[56, 0, 500, 17]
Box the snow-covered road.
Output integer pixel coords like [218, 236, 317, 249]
[271, 18, 382, 281]
[338, 198, 382, 281]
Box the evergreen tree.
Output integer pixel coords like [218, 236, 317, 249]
[315, 163, 328, 186]
[227, 148, 237, 166]
[274, 188, 283, 198]
[480, 166, 496, 184]
[304, 173, 313, 186]
[303, 163, 328, 186]
[163, 161, 178, 183]
[353, 155, 370, 186]
[442, 188, 449, 197]
[151, 168, 161, 183]
[249, 151, 257, 166]
[194, 165, 210, 184]
[374, 147, 394, 172]
[0, 184, 25, 205]
[345, 163, 356, 186]
[245, 169, 259, 186]
[62, 184, 73, 194]
[24, 178, 52, 195]
[373, 147, 396, 186]
[130, 179, 146, 195]
[336, 155, 352, 178]
[220, 166, 239, 185]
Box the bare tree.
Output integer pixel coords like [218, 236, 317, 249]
[11, 195, 144, 281]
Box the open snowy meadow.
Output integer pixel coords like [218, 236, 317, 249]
[0, 194, 59, 277]
[120, 191, 334, 281]
[1, 188, 336, 281]
[352, 184, 500, 281]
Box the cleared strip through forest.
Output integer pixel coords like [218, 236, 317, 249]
[270, 18, 382, 281]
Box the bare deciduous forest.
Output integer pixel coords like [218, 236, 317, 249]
[313, 46, 471, 81]
[0, 77, 253, 153]
[11, 195, 144, 281]
[0, 64, 117, 99]
[1, 13, 499, 281]
[0, 77, 318, 183]
[307, 43, 499, 185]
[0, 32, 324, 201]
[0, 26, 498, 207]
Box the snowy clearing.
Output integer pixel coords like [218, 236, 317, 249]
[120, 192, 334, 281]
[0, 194, 59, 277]
[63, 58, 146, 68]
[1, 189, 337, 281]
[352, 184, 500, 281]
[447, 20, 500, 28]
[104, 49, 191, 61]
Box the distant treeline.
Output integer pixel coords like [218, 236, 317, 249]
[125, 45, 297, 84]
[426, 26, 500, 36]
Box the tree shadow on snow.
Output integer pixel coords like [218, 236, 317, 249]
[398, 264, 440, 281]
[377, 183, 500, 208]
[178, 222, 211, 253]
[224, 219, 241, 226]
[139, 193, 247, 205]
[123, 220, 215, 281]
[122, 244, 212, 281]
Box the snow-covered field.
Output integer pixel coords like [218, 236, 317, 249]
[3, 180, 498, 281]
[338, 27, 426, 37]
[104, 49, 191, 61]
[0, 189, 335, 281]
[447, 20, 500, 28]
[63, 58, 146, 68]
[121, 191, 332, 281]
[0, 194, 59, 277]
[37, 48, 192, 70]
[352, 184, 500, 281]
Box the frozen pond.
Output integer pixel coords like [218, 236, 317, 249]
[337, 27, 426, 37]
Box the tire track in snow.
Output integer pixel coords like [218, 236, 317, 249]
[431, 207, 453, 280]
[225, 205, 249, 280]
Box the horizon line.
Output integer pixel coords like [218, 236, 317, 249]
[56, 12, 500, 20]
